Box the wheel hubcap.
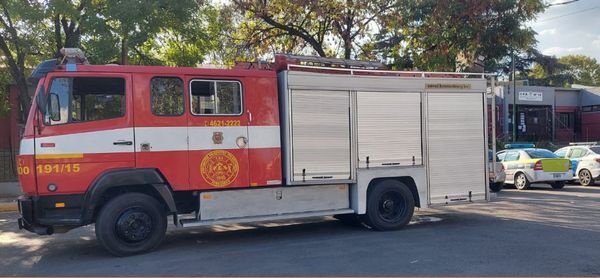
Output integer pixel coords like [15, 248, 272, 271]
[580, 171, 591, 185]
[516, 176, 525, 187]
[115, 208, 153, 243]
[378, 192, 406, 223]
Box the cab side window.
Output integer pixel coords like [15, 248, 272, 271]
[569, 148, 588, 159]
[497, 152, 507, 161]
[190, 80, 242, 115]
[151, 77, 184, 116]
[554, 148, 568, 158]
[503, 151, 520, 162]
[46, 77, 125, 125]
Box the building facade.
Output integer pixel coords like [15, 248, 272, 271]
[492, 84, 600, 144]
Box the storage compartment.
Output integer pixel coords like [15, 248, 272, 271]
[426, 92, 487, 204]
[290, 90, 351, 182]
[356, 91, 422, 167]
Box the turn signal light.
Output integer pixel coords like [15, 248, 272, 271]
[533, 161, 543, 171]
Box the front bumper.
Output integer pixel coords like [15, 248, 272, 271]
[17, 194, 84, 235]
[17, 196, 53, 235]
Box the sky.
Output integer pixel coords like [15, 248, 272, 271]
[528, 0, 600, 61]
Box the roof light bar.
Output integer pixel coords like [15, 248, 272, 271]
[505, 144, 536, 149]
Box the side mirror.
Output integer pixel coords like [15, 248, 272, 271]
[48, 93, 61, 122]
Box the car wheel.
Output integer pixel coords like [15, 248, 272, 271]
[361, 179, 415, 231]
[579, 169, 593, 187]
[95, 193, 167, 256]
[489, 182, 503, 192]
[514, 173, 530, 190]
[551, 181, 565, 189]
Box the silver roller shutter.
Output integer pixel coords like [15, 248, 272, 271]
[357, 91, 422, 167]
[427, 92, 487, 203]
[290, 90, 351, 182]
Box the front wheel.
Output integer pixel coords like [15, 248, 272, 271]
[551, 181, 565, 189]
[514, 173, 530, 190]
[95, 193, 167, 256]
[361, 180, 415, 231]
[579, 169, 593, 187]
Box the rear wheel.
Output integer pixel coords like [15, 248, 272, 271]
[361, 180, 415, 231]
[489, 182, 503, 192]
[551, 181, 565, 189]
[579, 169, 593, 187]
[95, 193, 167, 256]
[514, 173, 530, 190]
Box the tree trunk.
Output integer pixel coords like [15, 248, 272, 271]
[120, 37, 128, 65]
[54, 15, 63, 58]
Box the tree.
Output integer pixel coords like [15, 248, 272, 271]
[232, 0, 398, 60]
[0, 0, 47, 121]
[84, 0, 197, 65]
[558, 55, 600, 86]
[376, 0, 545, 71]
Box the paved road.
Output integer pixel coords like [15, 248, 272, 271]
[1, 184, 600, 276]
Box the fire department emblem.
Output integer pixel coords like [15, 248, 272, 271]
[200, 150, 239, 187]
[212, 132, 223, 144]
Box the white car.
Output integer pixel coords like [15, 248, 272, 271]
[554, 143, 600, 186]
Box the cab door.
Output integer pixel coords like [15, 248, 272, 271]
[133, 75, 189, 191]
[35, 73, 134, 195]
[186, 78, 250, 190]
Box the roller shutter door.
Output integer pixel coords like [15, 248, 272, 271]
[356, 92, 422, 167]
[290, 90, 351, 182]
[427, 92, 487, 203]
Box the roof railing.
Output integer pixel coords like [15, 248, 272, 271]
[568, 142, 599, 146]
[274, 53, 491, 79]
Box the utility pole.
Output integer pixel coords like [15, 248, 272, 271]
[512, 50, 517, 143]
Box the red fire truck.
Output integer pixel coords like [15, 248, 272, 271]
[16, 49, 492, 256]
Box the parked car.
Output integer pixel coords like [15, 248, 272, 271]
[554, 142, 600, 186]
[489, 149, 506, 192]
[497, 144, 572, 190]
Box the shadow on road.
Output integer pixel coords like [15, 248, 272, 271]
[1, 186, 599, 276]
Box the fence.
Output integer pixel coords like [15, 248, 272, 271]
[0, 149, 17, 182]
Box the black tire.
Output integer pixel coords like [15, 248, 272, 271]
[579, 169, 593, 187]
[361, 180, 415, 231]
[333, 214, 363, 227]
[514, 172, 530, 190]
[551, 181, 565, 189]
[489, 182, 503, 192]
[95, 193, 167, 256]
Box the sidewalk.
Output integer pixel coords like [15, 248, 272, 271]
[0, 181, 21, 212]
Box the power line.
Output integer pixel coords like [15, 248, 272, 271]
[538, 5, 599, 22]
[546, 0, 580, 7]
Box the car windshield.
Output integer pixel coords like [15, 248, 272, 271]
[525, 149, 557, 159]
[589, 147, 600, 154]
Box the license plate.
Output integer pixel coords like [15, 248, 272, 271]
[553, 173, 561, 178]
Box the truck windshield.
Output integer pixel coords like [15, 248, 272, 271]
[525, 149, 557, 159]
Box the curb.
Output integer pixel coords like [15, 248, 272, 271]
[0, 201, 18, 212]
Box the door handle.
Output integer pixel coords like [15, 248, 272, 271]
[113, 141, 133, 146]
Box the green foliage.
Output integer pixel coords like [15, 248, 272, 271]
[0, 70, 12, 116]
[527, 55, 600, 87]
[558, 55, 600, 86]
